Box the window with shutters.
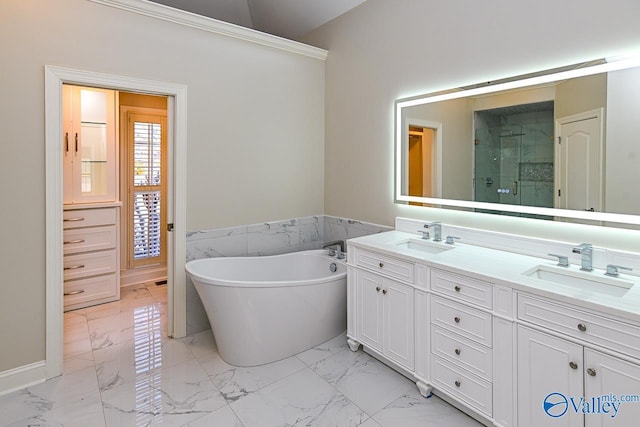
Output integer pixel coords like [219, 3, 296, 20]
[127, 113, 167, 267]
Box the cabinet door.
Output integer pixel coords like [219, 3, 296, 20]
[383, 278, 414, 370]
[517, 326, 583, 427]
[355, 269, 384, 352]
[584, 349, 640, 427]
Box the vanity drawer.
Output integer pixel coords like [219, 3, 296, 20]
[63, 249, 117, 280]
[518, 293, 640, 359]
[431, 355, 493, 416]
[356, 249, 414, 284]
[63, 226, 117, 255]
[63, 207, 117, 229]
[431, 296, 492, 346]
[64, 274, 118, 309]
[431, 270, 493, 309]
[431, 325, 493, 381]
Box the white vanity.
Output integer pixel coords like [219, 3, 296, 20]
[346, 217, 640, 427]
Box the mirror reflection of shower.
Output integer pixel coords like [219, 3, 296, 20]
[473, 101, 554, 219]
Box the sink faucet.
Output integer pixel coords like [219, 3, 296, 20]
[572, 243, 593, 272]
[426, 222, 442, 242]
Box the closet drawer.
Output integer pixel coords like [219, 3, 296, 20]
[63, 207, 117, 229]
[63, 226, 117, 255]
[63, 249, 117, 280]
[64, 274, 118, 308]
[431, 325, 493, 381]
[431, 356, 493, 416]
[431, 296, 492, 346]
[431, 269, 493, 309]
[518, 293, 640, 359]
[356, 249, 414, 284]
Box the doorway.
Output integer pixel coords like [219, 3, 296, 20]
[45, 66, 188, 379]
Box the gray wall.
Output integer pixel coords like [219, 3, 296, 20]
[0, 0, 325, 373]
[301, 0, 640, 246]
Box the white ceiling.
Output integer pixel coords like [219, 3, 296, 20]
[148, 0, 368, 40]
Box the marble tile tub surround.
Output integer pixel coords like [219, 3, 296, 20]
[185, 215, 391, 334]
[396, 217, 640, 275]
[0, 283, 481, 427]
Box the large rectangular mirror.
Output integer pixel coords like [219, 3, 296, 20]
[395, 55, 640, 226]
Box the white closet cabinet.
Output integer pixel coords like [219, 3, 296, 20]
[63, 84, 117, 205]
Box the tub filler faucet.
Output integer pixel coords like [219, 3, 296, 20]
[323, 240, 346, 259]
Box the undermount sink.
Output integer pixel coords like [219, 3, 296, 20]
[394, 238, 455, 255]
[522, 264, 635, 297]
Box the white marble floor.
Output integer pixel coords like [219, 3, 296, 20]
[0, 283, 483, 427]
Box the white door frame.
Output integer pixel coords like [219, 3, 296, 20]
[44, 66, 188, 379]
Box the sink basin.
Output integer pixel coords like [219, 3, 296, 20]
[522, 264, 635, 297]
[394, 238, 455, 255]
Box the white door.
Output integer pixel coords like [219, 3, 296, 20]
[517, 326, 584, 427]
[556, 110, 604, 213]
[383, 279, 414, 370]
[355, 269, 384, 352]
[584, 349, 640, 426]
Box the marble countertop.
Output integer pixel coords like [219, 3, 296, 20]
[347, 230, 640, 324]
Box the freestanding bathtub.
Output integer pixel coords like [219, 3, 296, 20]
[185, 250, 347, 366]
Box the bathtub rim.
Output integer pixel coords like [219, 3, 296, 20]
[185, 249, 347, 288]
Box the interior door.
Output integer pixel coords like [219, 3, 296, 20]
[556, 111, 603, 213]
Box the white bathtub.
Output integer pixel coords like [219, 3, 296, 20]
[185, 250, 347, 366]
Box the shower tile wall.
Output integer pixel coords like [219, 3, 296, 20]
[185, 216, 391, 335]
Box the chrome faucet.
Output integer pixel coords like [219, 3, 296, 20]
[572, 243, 593, 272]
[323, 240, 346, 258]
[426, 222, 442, 242]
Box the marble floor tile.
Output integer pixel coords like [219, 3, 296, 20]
[7, 392, 106, 427]
[311, 349, 416, 415]
[183, 404, 243, 427]
[371, 388, 483, 426]
[231, 368, 368, 427]
[296, 331, 349, 366]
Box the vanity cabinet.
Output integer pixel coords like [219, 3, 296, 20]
[517, 293, 640, 427]
[63, 206, 120, 310]
[62, 84, 117, 205]
[349, 247, 415, 371]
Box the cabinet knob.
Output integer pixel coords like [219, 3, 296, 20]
[454, 380, 461, 388]
[569, 361, 578, 370]
[379, 262, 384, 268]
[587, 368, 597, 377]
[454, 348, 461, 356]
[376, 286, 381, 292]
[454, 285, 461, 292]
[454, 316, 461, 324]
[382, 289, 387, 295]
[577, 323, 587, 332]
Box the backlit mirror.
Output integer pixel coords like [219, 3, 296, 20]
[395, 55, 640, 226]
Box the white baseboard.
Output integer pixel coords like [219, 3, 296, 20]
[120, 265, 167, 287]
[0, 361, 47, 396]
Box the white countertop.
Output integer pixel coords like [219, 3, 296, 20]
[347, 230, 640, 324]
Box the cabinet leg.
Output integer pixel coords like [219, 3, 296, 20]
[347, 338, 361, 352]
[416, 381, 433, 398]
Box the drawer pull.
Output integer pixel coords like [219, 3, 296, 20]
[382, 289, 387, 295]
[454, 316, 461, 324]
[454, 380, 461, 388]
[569, 361, 578, 370]
[587, 368, 597, 377]
[454, 285, 461, 292]
[454, 348, 461, 356]
[577, 323, 587, 332]
[64, 289, 85, 296]
[64, 264, 85, 270]
[379, 262, 384, 268]
[63, 239, 85, 245]
[376, 286, 381, 292]
[63, 217, 85, 222]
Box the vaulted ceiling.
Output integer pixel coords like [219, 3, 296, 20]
[148, 0, 368, 40]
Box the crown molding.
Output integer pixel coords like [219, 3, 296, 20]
[88, 0, 328, 61]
